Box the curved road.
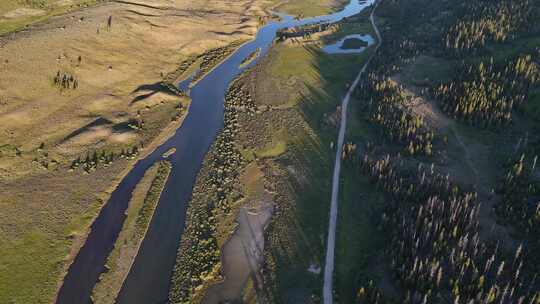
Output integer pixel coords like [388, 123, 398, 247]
[322, 2, 382, 303]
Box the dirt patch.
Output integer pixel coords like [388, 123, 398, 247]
[391, 74, 450, 130]
[241, 162, 265, 197]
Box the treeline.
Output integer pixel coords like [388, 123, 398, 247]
[359, 151, 539, 303]
[356, 74, 435, 156]
[69, 146, 139, 173]
[346, 0, 540, 302]
[434, 54, 539, 127]
[375, 0, 449, 60]
[444, 0, 536, 55]
[168, 81, 248, 303]
[497, 153, 540, 234]
[356, 280, 386, 304]
[134, 161, 171, 238]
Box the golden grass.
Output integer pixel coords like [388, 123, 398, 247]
[0, 0, 105, 35]
[0, 0, 267, 302]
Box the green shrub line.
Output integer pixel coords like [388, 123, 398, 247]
[168, 79, 256, 303]
[161, 40, 247, 96]
[192, 40, 248, 84]
[134, 161, 172, 239]
[240, 48, 261, 68]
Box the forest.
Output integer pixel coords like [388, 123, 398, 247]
[346, 0, 540, 302]
[435, 55, 539, 127]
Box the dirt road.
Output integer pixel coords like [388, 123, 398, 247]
[322, 2, 381, 303]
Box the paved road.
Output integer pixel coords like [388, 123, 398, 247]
[322, 2, 382, 304]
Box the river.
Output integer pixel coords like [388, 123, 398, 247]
[55, 1, 374, 303]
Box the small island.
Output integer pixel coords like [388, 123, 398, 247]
[341, 37, 369, 49]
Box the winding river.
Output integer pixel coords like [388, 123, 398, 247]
[55, 1, 374, 303]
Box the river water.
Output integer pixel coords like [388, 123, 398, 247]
[55, 1, 374, 303]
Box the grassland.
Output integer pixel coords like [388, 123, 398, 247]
[0, 0, 363, 302]
[0, 0, 268, 303]
[0, 0, 107, 35]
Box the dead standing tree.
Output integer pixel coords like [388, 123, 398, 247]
[107, 16, 112, 31]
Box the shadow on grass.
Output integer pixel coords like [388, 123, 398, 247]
[260, 38, 383, 303]
[130, 81, 179, 105]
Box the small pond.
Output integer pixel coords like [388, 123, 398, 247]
[322, 34, 374, 54]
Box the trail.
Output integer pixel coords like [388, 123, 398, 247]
[322, 2, 381, 303]
[451, 125, 480, 186]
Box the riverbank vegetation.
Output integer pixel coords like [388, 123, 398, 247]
[169, 79, 249, 304]
[240, 48, 261, 68]
[168, 3, 377, 302]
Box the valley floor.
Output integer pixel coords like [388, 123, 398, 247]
[0, 0, 351, 303]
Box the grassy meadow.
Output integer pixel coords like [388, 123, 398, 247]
[0, 0, 107, 35]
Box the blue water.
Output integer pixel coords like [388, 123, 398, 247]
[55, 1, 375, 303]
[322, 34, 374, 54]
